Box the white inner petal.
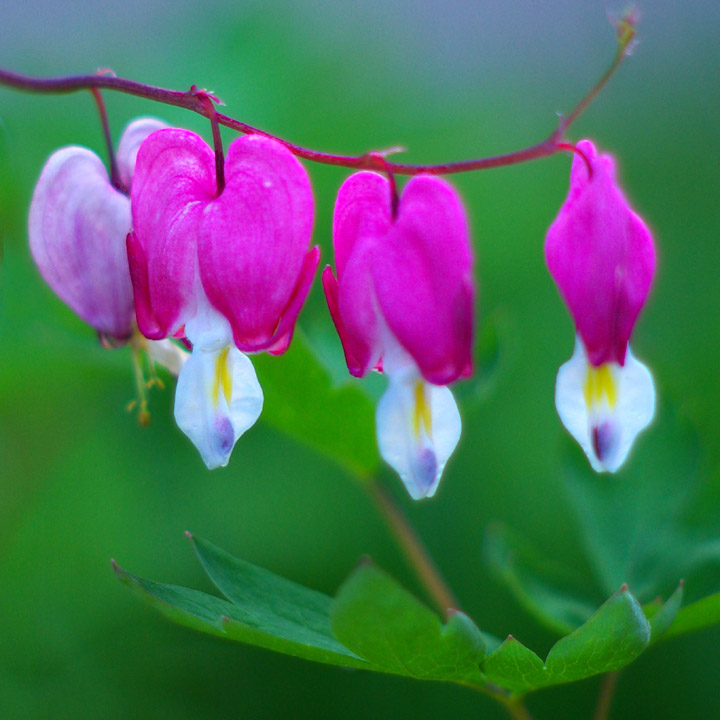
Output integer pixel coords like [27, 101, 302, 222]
[555, 337, 655, 473]
[175, 293, 263, 469]
[376, 365, 461, 500]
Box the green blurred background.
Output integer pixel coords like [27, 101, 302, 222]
[1, 1, 718, 718]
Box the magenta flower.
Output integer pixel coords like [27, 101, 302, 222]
[323, 171, 474, 499]
[128, 129, 318, 468]
[29, 117, 168, 340]
[545, 139, 656, 472]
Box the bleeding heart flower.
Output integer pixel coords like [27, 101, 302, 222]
[323, 171, 474, 499]
[545, 139, 656, 472]
[29, 117, 167, 340]
[128, 129, 318, 468]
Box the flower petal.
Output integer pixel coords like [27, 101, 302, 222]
[29, 146, 134, 338]
[174, 343, 263, 469]
[372, 174, 474, 385]
[131, 129, 216, 338]
[545, 139, 656, 366]
[332, 171, 392, 281]
[116, 117, 168, 191]
[262, 245, 320, 356]
[198, 134, 315, 351]
[555, 337, 655, 472]
[146, 338, 189, 377]
[376, 375, 462, 499]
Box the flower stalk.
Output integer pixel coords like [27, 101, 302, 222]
[0, 14, 636, 178]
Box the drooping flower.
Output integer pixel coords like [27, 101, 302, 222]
[545, 139, 656, 472]
[28, 117, 188, 403]
[29, 117, 167, 340]
[128, 129, 318, 468]
[323, 171, 473, 499]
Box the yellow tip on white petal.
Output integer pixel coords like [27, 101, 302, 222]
[583, 363, 618, 409]
[413, 381, 433, 439]
[377, 376, 461, 500]
[212, 347, 233, 407]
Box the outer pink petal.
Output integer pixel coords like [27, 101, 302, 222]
[116, 117, 169, 191]
[126, 231, 163, 339]
[262, 245, 320, 356]
[29, 146, 134, 339]
[323, 265, 367, 376]
[545, 139, 656, 366]
[372, 175, 474, 385]
[131, 129, 216, 338]
[327, 171, 394, 376]
[332, 171, 392, 280]
[198, 134, 315, 350]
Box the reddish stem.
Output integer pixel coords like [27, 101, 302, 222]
[194, 89, 225, 195]
[89, 88, 123, 192]
[0, 25, 632, 177]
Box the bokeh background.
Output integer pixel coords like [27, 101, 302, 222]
[1, 1, 718, 718]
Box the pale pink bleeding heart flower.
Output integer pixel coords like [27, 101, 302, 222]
[128, 129, 318, 469]
[30, 117, 163, 339]
[545, 139, 656, 472]
[28, 117, 188, 380]
[323, 171, 473, 499]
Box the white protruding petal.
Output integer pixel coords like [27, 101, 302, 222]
[174, 344, 263, 469]
[116, 117, 168, 190]
[555, 337, 655, 473]
[376, 376, 461, 500]
[175, 294, 263, 469]
[146, 338, 189, 376]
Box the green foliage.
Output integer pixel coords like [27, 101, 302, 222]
[331, 562, 487, 682]
[663, 592, 720, 641]
[114, 540, 371, 669]
[486, 406, 720, 648]
[480, 587, 650, 694]
[484, 523, 598, 635]
[253, 329, 378, 476]
[118, 537, 688, 699]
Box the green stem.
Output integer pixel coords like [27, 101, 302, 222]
[503, 698, 535, 720]
[368, 480, 459, 618]
[593, 671, 620, 720]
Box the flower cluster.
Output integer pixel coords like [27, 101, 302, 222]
[29, 122, 656, 496]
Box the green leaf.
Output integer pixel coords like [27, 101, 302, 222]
[253, 328, 378, 476]
[663, 591, 720, 640]
[331, 562, 487, 682]
[647, 582, 684, 642]
[543, 585, 650, 681]
[480, 636, 546, 694]
[484, 523, 599, 635]
[480, 586, 650, 695]
[114, 548, 372, 669]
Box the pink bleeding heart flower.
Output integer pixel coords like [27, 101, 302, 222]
[128, 129, 318, 469]
[545, 139, 656, 472]
[323, 171, 474, 499]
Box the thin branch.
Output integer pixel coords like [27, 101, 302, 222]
[89, 88, 122, 192]
[0, 19, 634, 177]
[594, 671, 620, 720]
[367, 480, 459, 619]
